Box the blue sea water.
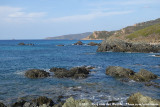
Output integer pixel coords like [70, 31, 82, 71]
[0, 40, 160, 105]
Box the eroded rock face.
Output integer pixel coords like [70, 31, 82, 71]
[74, 41, 83, 45]
[106, 66, 135, 78]
[105, 66, 158, 82]
[97, 39, 160, 53]
[50, 67, 90, 79]
[127, 92, 160, 107]
[25, 69, 50, 78]
[62, 97, 95, 107]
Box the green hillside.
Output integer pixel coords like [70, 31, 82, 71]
[84, 18, 160, 40]
[126, 24, 160, 40]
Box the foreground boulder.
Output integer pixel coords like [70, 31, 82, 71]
[50, 67, 90, 79]
[127, 92, 160, 107]
[0, 102, 6, 107]
[62, 97, 95, 107]
[106, 66, 135, 78]
[106, 66, 158, 82]
[25, 69, 50, 78]
[87, 42, 99, 46]
[12, 96, 54, 107]
[74, 41, 83, 45]
[97, 39, 160, 53]
[32, 96, 54, 106]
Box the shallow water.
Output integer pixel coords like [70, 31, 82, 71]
[0, 40, 160, 105]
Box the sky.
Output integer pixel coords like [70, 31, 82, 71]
[0, 0, 160, 39]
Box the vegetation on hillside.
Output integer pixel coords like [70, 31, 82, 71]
[126, 24, 160, 40]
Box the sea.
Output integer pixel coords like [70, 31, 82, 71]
[0, 40, 159, 105]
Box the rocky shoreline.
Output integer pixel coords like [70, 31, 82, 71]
[97, 39, 160, 53]
[0, 65, 159, 107]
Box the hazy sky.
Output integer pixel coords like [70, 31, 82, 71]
[0, 0, 160, 39]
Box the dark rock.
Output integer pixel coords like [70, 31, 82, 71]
[106, 66, 135, 78]
[57, 45, 64, 46]
[74, 41, 83, 45]
[131, 69, 158, 82]
[50, 67, 68, 73]
[127, 92, 160, 106]
[32, 96, 54, 106]
[97, 39, 160, 53]
[18, 43, 34, 46]
[51, 67, 90, 79]
[108, 100, 119, 104]
[155, 55, 160, 57]
[53, 102, 64, 107]
[0, 102, 6, 107]
[25, 69, 50, 78]
[87, 42, 100, 46]
[12, 100, 26, 107]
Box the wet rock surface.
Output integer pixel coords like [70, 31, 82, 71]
[25, 69, 50, 78]
[97, 39, 160, 53]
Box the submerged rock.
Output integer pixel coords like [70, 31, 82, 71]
[145, 82, 160, 88]
[50, 67, 90, 79]
[25, 69, 50, 78]
[62, 97, 95, 107]
[57, 45, 64, 46]
[0, 102, 6, 107]
[87, 42, 99, 46]
[127, 92, 160, 107]
[32, 96, 54, 106]
[74, 41, 83, 45]
[97, 39, 160, 53]
[106, 66, 135, 78]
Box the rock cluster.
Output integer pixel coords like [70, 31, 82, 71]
[87, 42, 100, 46]
[18, 43, 34, 46]
[50, 67, 90, 79]
[97, 39, 160, 53]
[106, 66, 158, 82]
